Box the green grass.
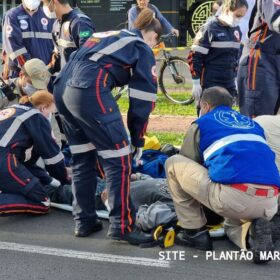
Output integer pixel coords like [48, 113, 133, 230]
[115, 90, 197, 116]
[146, 131, 185, 147]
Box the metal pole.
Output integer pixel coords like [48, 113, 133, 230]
[3, 0, 7, 14]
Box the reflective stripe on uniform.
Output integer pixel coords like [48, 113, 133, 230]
[203, 134, 267, 161]
[89, 37, 143, 62]
[57, 39, 76, 48]
[43, 152, 64, 165]
[69, 143, 96, 154]
[22, 31, 35, 39]
[191, 45, 209, 54]
[272, 16, 280, 33]
[0, 109, 39, 147]
[9, 47, 28, 60]
[34, 32, 52, 39]
[22, 32, 52, 39]
[129, 88, 157, 102]
[210, 41, 241, 49]
[98, 145, 131, 159]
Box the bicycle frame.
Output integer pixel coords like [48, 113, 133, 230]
[161, 49, 181, 84]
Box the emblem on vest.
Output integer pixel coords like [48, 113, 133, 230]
[214, 110, 255, 129]
[0, 108, 16, 121]
[19, 20, 28, 30]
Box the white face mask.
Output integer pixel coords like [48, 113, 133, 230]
[23, 0, 41, 11]
[43, 5, 56, 19]
[219, 12, 241, 27]
[22, 83, 37, 96]
[47, 112, 52, 123]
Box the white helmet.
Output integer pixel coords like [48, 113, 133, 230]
[23, 0, 41, 11]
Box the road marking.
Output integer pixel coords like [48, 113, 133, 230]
[0, 241, 170, 268]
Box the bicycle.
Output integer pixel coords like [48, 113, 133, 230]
[114, 33, 194, 105]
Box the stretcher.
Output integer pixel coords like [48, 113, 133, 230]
[51, 203, 225, 246]
[50, 202, 109, 220]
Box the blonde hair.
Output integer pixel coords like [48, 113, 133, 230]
[134, 8, 162, 37]
[19, 90, 54, 107]
[222, 0, 248, 12]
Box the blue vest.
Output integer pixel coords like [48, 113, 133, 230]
[196, 106, 280, 187]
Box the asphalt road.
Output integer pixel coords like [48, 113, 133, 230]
[0, 209, 279, 280]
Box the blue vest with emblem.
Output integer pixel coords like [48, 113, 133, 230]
[196, 106, 280, 187]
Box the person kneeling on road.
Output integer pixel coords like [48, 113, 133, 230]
[165, 86, 280, 263]
[0, 90, 70, 215]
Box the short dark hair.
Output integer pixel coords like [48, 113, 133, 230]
[201, 87, 233, 108]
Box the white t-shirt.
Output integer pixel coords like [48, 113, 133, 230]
[255, 115, 280, 173]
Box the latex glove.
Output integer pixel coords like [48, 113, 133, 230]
[192, 79, 202, 106]
[131, 145, 143, 162]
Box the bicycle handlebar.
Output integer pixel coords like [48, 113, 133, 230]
[159, 32, 177, 43]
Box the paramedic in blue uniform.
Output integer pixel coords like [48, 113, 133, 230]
[237, 0, 280, 117]
[2, 0, 54, 79]
[0, 90, 69, 215]
[165, 86, 280, 263]
[50, 0, 95, 70]
[188, 0, 248, 112]
[128, 0, 179, 36]
[53, 8, 161, 244]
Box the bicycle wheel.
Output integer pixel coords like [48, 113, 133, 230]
[159, 57, 194, 105]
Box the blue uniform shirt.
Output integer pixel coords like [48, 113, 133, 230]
[54, 29, 157, 147]
[196, 106, 280, 187]
[241, 0, 280, 58]
[52, 8, 95, 67]
[188, 17, 242, 87]
[0, 104, 68, 184]
[3, 5, 54, 70]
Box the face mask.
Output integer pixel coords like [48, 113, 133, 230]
[219, 12, 240, 27]
[43, 5, 56, 19]
[47, 113, 52, 123]
[232, 17, 242, 26]
[22, 83, 37, 96]
[23, 0, 41, 11]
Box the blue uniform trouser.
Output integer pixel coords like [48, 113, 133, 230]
[54, 69, 135, 233]
[0, 150, 49, 215]
[201, 66, 237, 98]
[238, 49, 280, 117]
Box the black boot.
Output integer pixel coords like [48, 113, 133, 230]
[75, 219, 103, 237]
[250, 218, 274, 264]
[107, 225, 154, 245]
[175, 227, 213, 251]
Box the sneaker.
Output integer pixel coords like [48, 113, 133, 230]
[74, 219, 103, 237]
[250, 218, 274, 264]
[107, 225, 154, 245]
[175, 228, 213, 251]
